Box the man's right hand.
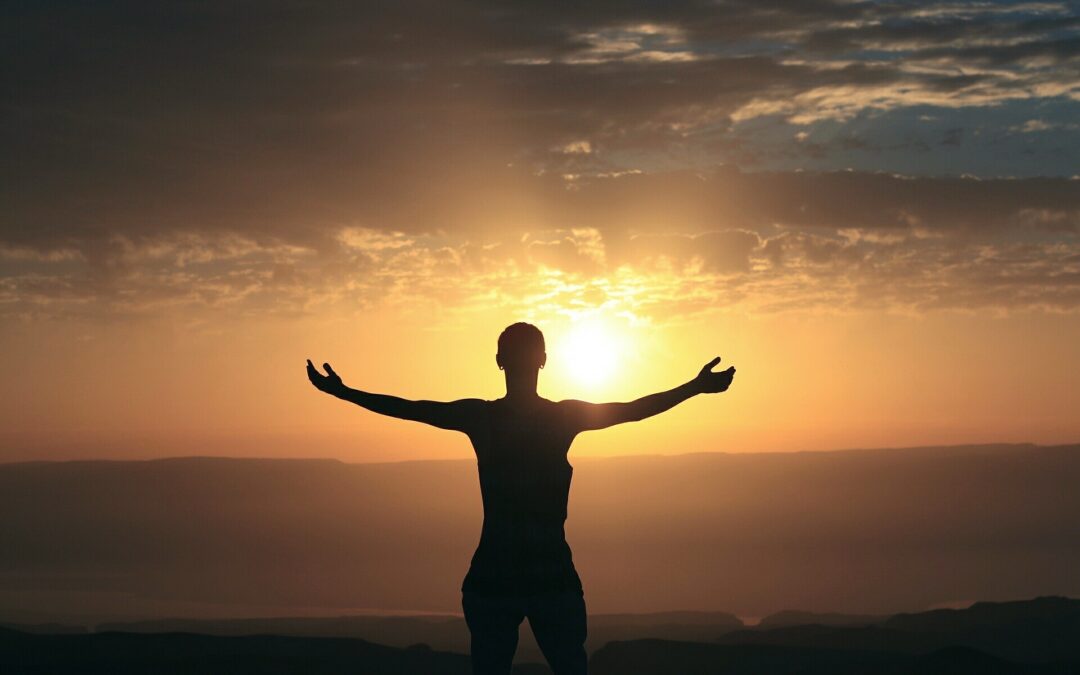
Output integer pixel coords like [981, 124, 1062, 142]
[307, 359, 345, 395]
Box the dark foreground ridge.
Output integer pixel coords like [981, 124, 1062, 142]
[590, 640, 1071, 675]
[3, 596, 1080, 674]
[94, 611, 744, 663]
[720, 596, 1080, 664]
[0, 628, 550, 675]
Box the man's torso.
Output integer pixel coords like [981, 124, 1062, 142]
[462, 397, 582, 595]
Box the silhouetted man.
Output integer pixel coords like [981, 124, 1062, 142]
[307, 322, 735, 675]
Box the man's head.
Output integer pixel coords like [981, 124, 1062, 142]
[496, 322, 546, 373]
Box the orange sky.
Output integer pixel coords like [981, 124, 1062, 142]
[4, 2, 1080, 464]
[4, 300, 1078, 463]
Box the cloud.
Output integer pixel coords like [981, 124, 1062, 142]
[2, 165, 1078, 322]
[619, 230, 761, 273]
[554, 140, 593, 155]
[4, 1, 1078, 215]
[3, 3, 1079, 322]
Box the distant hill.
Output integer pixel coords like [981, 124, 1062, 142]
[880, 596, 1080, 663]
[716, 596, 1080, 664]
[757, 610, 887, 628]
[3, 628, 1059, 675]
[884, 595, 1080, 634]
[3, 596, 1080, 674]
[99, 610, 745, 662]
[0, 621, 86, 635]
[3, 443, 1080, 625]
[0, 626, 550, 675]
[102, 597, 1073, 666]
[590, 639, 1061, 675]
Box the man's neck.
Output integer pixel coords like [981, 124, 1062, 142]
[503, 371, 540, 403]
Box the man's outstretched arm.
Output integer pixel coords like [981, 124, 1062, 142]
[562, 357, 735, 433]
[306, 360, 482, 433]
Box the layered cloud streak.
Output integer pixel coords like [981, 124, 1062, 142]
[3, 169, 1078, 322]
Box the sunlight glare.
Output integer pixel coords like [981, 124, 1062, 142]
[557, 318, 620, 388]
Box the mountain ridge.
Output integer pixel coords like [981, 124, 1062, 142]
[0, 440, 1063, 468]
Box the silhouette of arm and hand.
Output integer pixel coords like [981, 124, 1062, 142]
[560, 357, 735, 432]
[306, 359, 483, 433]
[307, 354, 734, 435]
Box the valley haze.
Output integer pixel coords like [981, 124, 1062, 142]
[2, 442, 1077, 626]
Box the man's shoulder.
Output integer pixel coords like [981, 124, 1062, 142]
[554, 398, 590, 412]
[452, 398, 490, 412]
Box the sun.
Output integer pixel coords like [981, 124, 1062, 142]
[556, 318, 620, 387]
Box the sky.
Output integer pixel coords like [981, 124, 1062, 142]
[3, 0, 1080, 462]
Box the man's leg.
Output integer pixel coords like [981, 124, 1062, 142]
[462, 592, 525, 675]
[525, 590, 588, 675]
